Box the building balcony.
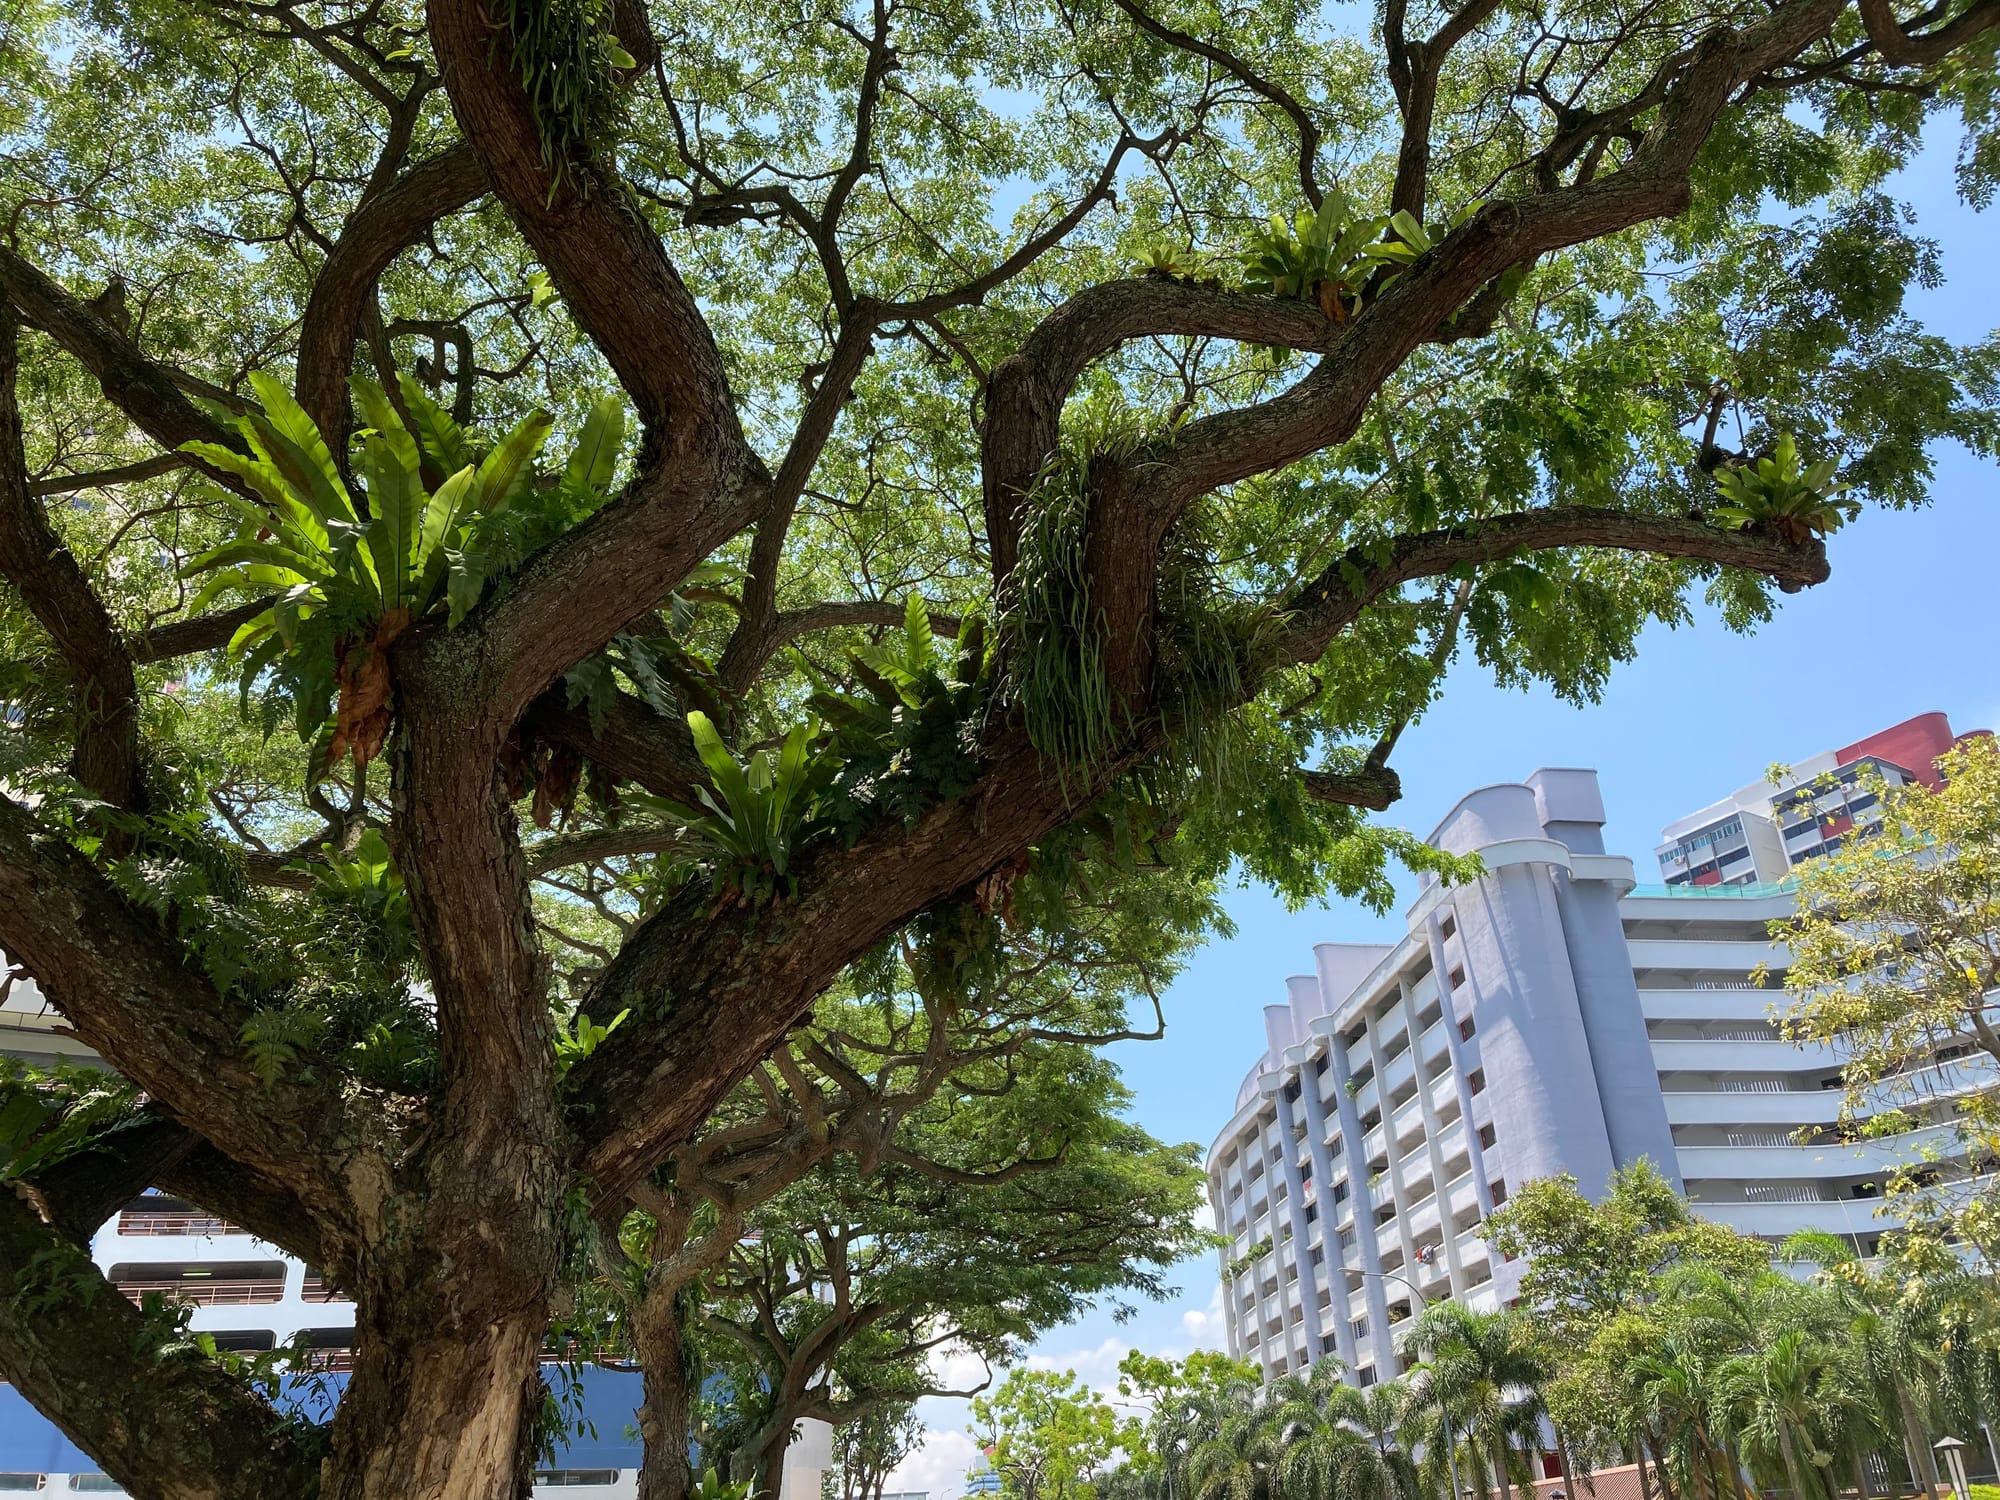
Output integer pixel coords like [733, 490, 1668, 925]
[1405, 1192, 1441, 1241]
[1648, 1037, 1842, 1072]
[1418, 1017, 1450, 1068]
[1392, 1093, 1426, 1146]
[1689, 1198, 1899, 1237]
[1639, 988, 1782, 1023]
[1627, 937, 1780, 971]
[1662, 1089, 1843, 1125]
[1678, 1126, 1961, 1181]
[1380, 1046, 1416, 1098]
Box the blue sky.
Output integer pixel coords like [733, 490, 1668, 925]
[886, 131, 1998, 1493]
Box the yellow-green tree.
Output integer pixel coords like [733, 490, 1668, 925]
[1776, 736, 2000, 1257]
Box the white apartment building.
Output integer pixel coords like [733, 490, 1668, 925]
[1207, 762, 1989, 1387]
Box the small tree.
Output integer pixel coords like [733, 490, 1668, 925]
[1776, 736, 2000, 1256]
[973, 1369, 1123, 1500]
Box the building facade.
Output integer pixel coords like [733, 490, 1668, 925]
[1653, 711, 1987, 888]
[1206, 752, 1990, 1387]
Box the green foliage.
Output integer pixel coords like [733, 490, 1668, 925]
[655, 713, 835, 907]
[809, 596, 992, 835]
[689, 1467, 753, 1500]
[999, 401, 1158, 775]
[554, 1005, 629, 1073]
[0, 1060, 144, 1183]
[1775, 737, 2000, 1256]
[178, 376, 623, 764]
[493, 0, 637, 199]
[1709, 432, 1858, 542]
[1239, 192, 1445, 322]
[1222, 1235, 1272, 1285]
[972, 1367, 1121, 1500]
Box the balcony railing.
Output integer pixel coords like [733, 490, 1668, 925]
[113, 1277, 284, 1307]
[115, 1211, 240, 1238]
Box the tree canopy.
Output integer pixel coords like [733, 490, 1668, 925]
[0, 0, 1998, 1494]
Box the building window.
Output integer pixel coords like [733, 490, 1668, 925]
[533, 1473, 619, 1488]
[1331, 1180, 1349, 1205]
[1305, 1202, 1319, 1223]
[1357, 1365, 1377, 1387]
[0, 1479, 46, 1493]
[1490, 1179, 1507, 1206]
[1468, 1069, 1486, 1095]
[1439, 914, 1456, 939]
[1458, 1016, 1476, 1041]
[1351, 1317, 1369, 1341]
[1449, 966, 1466, 990]
[1310, 1246, 1325, 1267]
[1478, 1123, 1497, 1149]
[1315, 1054, 1329, 1077]
[1283, 1079, 1302, 1103]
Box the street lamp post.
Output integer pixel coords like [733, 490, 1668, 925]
[1360, 1264, 1465, 1500]
[1935, 1437, 1971, 1500]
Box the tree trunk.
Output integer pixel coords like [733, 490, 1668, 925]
[1637, 1434, 1659, 1500]
[1899, 1389, 1940, 1500]
[1646, 1434, 1679, 1500]
[1778, 1423, 1813, 1500]
[320, 1304, 548, 1500]
[1723, 1438, 1756, 1500]
[637, 1286, 695, 1500]
[752, 1415, 797, 1500]
[1492, 1434, 1515, 1500]
[1852, 1451, 1872, 1500]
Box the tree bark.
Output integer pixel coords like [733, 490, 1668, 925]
[1900, 1389, 1940, 1500]
[321, 1295, 547, 1500]
[637, 1285, 695, 1500]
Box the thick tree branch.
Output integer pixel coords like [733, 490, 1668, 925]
[1279, 507, 1831, 665]
[1300, 764, 1405, 812]
[0, 247, 240, 466]
[1856, 0, 2000, 64]
[0, 309, 144, 807]
[0, 794, 352, 1229]
[27, 453, 182, 497]
[425, 0, 769, 730]
[981, 280, 1353, 577]
[527, 687, 708, 804]
[130, 598, 277, 662]
[295, 141, 489, 437]
[0, 1192, 324, 1500]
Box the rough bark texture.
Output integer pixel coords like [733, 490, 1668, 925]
[636, 1289, 694, 1500]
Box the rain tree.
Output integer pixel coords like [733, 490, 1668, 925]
[1, 0, 1998, 1494]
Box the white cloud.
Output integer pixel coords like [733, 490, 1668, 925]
[1180, 1280, 1227, 1351]
[926, 1339, 995, 1398]
[1024, 1335, 1130, 1386]
[885, 1427, 983, 1500]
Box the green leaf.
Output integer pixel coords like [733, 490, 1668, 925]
[396, 374, 473, 474]
[563, 396, 627, 498]
[242, 373, 356, 526]
[469, 409, 555, 514]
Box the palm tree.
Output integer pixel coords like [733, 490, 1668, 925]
[1327, 1379, 1421, 1500]
[1714, 1329, 1869, 1500]
[1628, 1333, 1736, 1500]
[1779, 1231, 1945, 1500]
[1405, 1304, 1551, 1500]
[1188, 1386, 1281, 1500]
